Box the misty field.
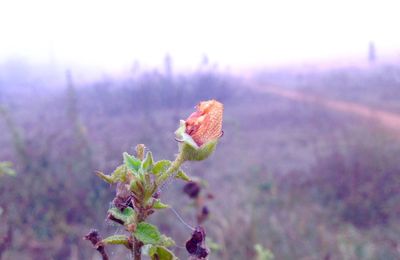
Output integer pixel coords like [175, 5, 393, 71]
[0, 63, 399, 259]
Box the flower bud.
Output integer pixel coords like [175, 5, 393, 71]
[186, 100, 223, 146]
[175, 100, 223, 161]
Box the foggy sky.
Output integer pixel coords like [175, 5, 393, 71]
[0, 0, 399, 72]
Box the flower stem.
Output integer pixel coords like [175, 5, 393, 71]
[157, 151, 185, 186]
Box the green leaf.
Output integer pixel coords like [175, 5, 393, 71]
[101, 235, 131, 248]
[149, 246, 177, 260]
[152, 160, 171, 175]
[159, 235, 175, 247]
[96, 171, 114, 184]
[141, 151, 154, 171]
[96, 165, 127, 184]
[130, 178, 144, 194]
[111, 165, 129, 182]
[123, 152, 141, 173]
[153, 200, 170, 209]
[134, 222, 161, 245]
[175, 169, 191, 182]
[108, 207, 136, 225]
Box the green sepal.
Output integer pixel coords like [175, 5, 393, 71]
[123, 152, 141, 173]
[100, 235, 131, 249]
[152, 160, 171, 175]
[108, 207, 136, 225]
[141, 151, 154, 172]
[175, 169, 191, 182]
[149, 246, 177, 260]
[180, 139, 218, 161]
[153, 200, 170, 209]
[133, 222, 161, 245]
[175, 120, 218, 161]
[175, 120, 198, 147]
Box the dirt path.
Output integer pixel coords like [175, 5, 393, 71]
[250, 83, 400, 134]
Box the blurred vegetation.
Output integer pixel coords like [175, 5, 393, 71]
[0, 162, 15, 177]
[0, 63, 399, 259]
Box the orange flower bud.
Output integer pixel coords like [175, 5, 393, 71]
[185, 100, 223, 146]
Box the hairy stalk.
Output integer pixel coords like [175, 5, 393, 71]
[157, 151, 185, 186]
[132, 199, 145, 260]
[132, 145, 145, 260]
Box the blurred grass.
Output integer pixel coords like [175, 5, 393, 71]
[0, 65, 399, 259]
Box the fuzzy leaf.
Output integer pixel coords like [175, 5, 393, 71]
[96, 171, 114, 184]
[134, 222, 161, 245]
[159, 235, 175, 247]
[123, 152, 141, 173]
[108, 207, 136, 225]
[175, 169, 191, 182]
[100, 235, 130, 248]
[141, 151, 154, 171]
[96, 165, 127, 184]
[153, 200, 170, 209]
[152, 160, 171, 175]
[149, 246, 177, 260]
[111, 165, 128, 182]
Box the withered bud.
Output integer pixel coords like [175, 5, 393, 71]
[183, 181, 201, 199]
[197, 206, 210, 224]
[186, 226, 208, 259]
[152, 190, 161, 199]
[84, 229, 101, 246]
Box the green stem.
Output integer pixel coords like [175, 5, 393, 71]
[156, 151, 185, 186]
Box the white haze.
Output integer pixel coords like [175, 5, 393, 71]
[0, 0, 399, 74]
